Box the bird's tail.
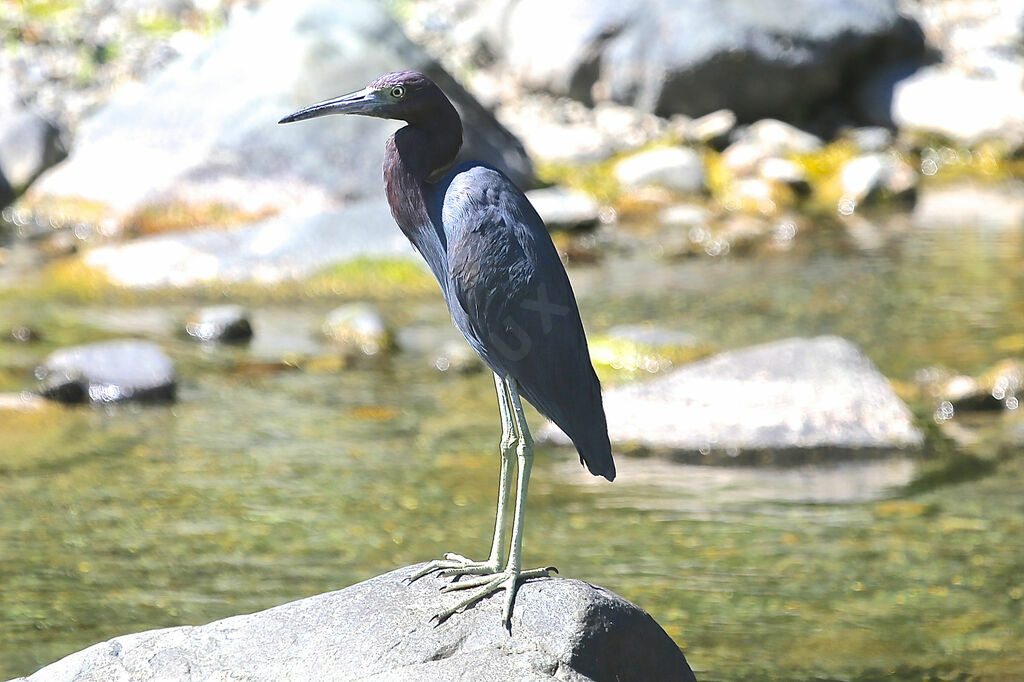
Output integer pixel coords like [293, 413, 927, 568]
[571, 415, 616, 481]
[561, 372, 616, 481]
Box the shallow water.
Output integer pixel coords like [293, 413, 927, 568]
[1, 215, 1023, 680]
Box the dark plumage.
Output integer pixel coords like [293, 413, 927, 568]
[280, 71, 614, 628]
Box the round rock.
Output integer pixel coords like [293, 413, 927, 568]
[185, 305, 254, 343]
[322, 303, 392, 356]
[615, 147, 705, 194]
[37, 340, 176, 404]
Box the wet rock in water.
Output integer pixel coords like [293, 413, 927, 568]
[23, 0, 532, 228]
[839, 153, 917, 206]
[10, 325, 41, 343]
[912, 181, 1024, 230]
[471, 0, 923, 121]
[37, 340, 175, 404]
[16, 564, 695, 682]
[0, 81, 67, 206]
[185, 305, 253, 343]
[322, 303, 392, 356]
[525, 186, 601, 231]
[920, 360, 1024, 415]
[615, 147, 705, 194]
[544, 336, 923, 462]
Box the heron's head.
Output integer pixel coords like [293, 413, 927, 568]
[278, 71, 452, 127]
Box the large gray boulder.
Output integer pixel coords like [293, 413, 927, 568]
[16, 564, 696, 682]
[546, 336, 922, 462]
[474, 0, 924, 120]
[23, 0, 533, 223]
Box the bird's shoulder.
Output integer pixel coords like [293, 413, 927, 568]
[440, 164, 540, 239]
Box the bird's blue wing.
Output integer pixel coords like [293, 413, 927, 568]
[440, 165, 614, 480]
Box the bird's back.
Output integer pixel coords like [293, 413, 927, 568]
[430, 164, 615, 481]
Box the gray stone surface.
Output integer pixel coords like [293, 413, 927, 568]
[37, 340, 175, 404]
[547, 336, 923, 461]
[81, 200, 416, 287]
[473, 0, 923, 120]
[16, 564, 696, 682]
[24, 0, 533, 222]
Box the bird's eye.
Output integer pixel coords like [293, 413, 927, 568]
[391, 85, 406, 99]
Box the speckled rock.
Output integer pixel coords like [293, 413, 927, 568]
[15, 564, 696, 682]
[36, 340, 175, 404]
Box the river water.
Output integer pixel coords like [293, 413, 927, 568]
[1, 210, 1022, 679]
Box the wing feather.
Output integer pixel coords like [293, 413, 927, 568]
[441, 165, 614, 480]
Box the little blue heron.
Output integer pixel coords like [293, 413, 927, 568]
[279, 71, 615, 628]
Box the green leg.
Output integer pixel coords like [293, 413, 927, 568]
[433, 376, 556, 629]
[407, 373, 516, 582]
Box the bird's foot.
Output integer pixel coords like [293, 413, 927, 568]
[433, 564, 557, 630]
[406, 552, 501, 583]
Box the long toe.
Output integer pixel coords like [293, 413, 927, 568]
[433, 565, 558, 626]
[408, 553, 499, 583]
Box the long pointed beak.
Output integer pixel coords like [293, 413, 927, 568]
[278, 87, 379, 124]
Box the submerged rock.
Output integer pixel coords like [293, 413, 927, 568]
[185, 305, 253, 343]
[322, 303, 392, 356]
[36, 340, 175, 404]
[16, 564, 695, 682]
[546, 336, 922, 462]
